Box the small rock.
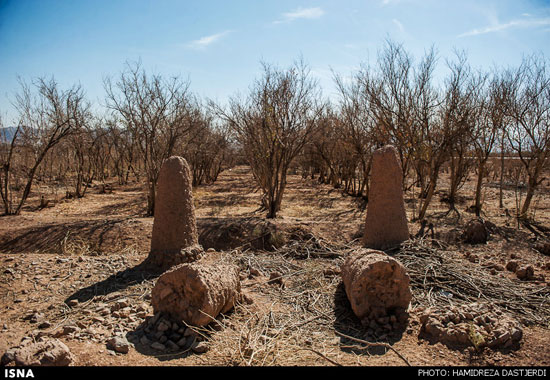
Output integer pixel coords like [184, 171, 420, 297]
[463, 219, 488, 244]
[140, 335, 151, 346]
[62, 325, 80, 335]
[157, 321, 170, 332]
[67, 299, 79, 307]
[38, 321, 51, 329]
[106, 336, 130, 354]
[166, 340, 179, 351]
[534, 242, 550, 256]
[115, 298, 130, 309]
[118, 307, 132, 318]
[150, 342, 166, 351]
[516, 265, 535, 281]
[506, 260, 519, 272]
[176, 336, 189, 348]
[91, 316, 105, 324]
[136, 304, 148, 313]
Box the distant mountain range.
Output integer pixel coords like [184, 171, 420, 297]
[0, 127, 18, 142]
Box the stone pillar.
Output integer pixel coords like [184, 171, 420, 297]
[363, 145, 409, 250]
[145, 156, 202, 271]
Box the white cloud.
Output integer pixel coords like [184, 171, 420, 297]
[187, 30, 232, 49]
[392, 18, 405, 33]
[459, 17, 550, 37]
[273, 7, 325, 24]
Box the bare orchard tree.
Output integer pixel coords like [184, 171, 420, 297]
[334, 70, 377, 198]
[184, 115, 231, 187]
[471, 70, 509, 216]
[104, 61, 197, 215]
[105, 116, 140, 185]
[0, 114, 21, 214]
[412, 48, 448, 221]
[359, 40, 418, 184]
[441, 51, 487, 214]
[215, 59, 324, 218]
[64, 112, 105, 198]
[506, 55, 550, 220]
[0, 77, 88, 215]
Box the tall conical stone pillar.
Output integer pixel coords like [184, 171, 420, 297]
[145, 156, 202, 271]
[363, 145, 409, 250]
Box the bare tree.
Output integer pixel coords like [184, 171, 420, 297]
[334, 71, 377, 198]
[0, 115, 21, 214]
[471, 70, 509, 216]
[440, 51, 487, 214]
[506, 55, 550, 219]
[360, 40, 418, 183]
[0, 77, 87, 215]
[104, 61, 197, 215]
[215, 59, 324, 218]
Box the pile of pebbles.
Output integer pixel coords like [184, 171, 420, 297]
[419, 302, 523, 350]
[361, 308, 410, 340]
[128, 313, 209, 354]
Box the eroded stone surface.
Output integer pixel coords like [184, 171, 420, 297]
[151, 259, 241, 327]
[341, 248, 412, 325]
[146, 156, 202, 270]
[419, 303, 523, 349]
[363, 145, 409, 250]
[1, 337, 74, 366]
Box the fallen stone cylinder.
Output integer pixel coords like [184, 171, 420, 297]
[151, 260, 241, 327]
[341, 248, 412, 324]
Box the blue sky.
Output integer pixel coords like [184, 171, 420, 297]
[1, 0, 550, 123]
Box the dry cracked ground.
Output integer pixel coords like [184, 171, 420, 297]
[0, 166, 549, 366]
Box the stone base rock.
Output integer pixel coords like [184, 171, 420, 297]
[1, 337, 74, 366]
[419, 303, 522, 349]
[535, 241, 550, 256]
[341, 249, 412, 326]
[151, 258, 241, 326]
[463, 219, 489, 244]
[144, 244, 204, 272]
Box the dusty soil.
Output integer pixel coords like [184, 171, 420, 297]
[0, 165, 549, 366]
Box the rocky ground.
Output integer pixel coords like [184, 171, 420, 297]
[0, 166, 549, 366]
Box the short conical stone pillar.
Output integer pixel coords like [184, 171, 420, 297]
[363, 145, 409, 250]
[145, 156, 202, 271]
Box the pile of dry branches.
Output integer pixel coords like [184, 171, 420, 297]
[395, 238, 550, 326]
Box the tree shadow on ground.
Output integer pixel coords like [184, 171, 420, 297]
[332, 282, 407, 358]
[90, 197, 147, 218]
[0, 217, 136, 255]
[64, 260, 161, 304]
